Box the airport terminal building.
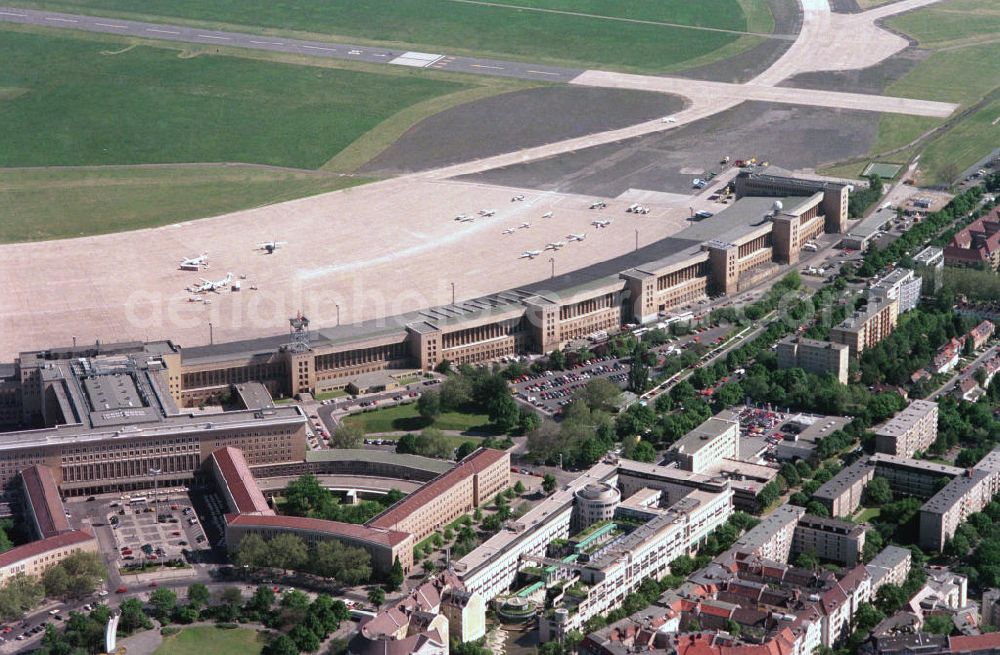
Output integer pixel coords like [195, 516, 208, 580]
[0, 173, 849, 408]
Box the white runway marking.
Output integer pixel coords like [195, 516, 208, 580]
[147, 28, 179, 34]
[527, 70, 560, 75]
[0, 11, 26, 16]
[94, 22, 126, 28]
[45, 16, 77, 22]
[197, 34, 231, 40]
[250, 40, 283, 45]
[471, 64, 504, 70]
[302, 45, 336, 51]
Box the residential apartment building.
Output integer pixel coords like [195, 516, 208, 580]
[874, 400, 940, 458]
[812, 458, 876, 518]
[792, 514, 866, 566]
[776, 336, 850, 384]
[920, 448, 1000, 551]
[870, 268, 923, 314]
[914, 246, 945, 295]
[830, 296, 900, 357]
[943, 208, 1000, 269]
[865, 545, 912, 593]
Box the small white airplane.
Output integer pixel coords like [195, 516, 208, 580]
[589, 200, 607, 210]
[479, 209, 497, 217]
[455, 214, 474, 222]
[567, 233, 586, 242]
[511, 194, 525, 202]
[179, 253, 208, 270]
[545, 241, 566, 250]
[191, 272, 233, 294]
[258, 240, 287, 254]
[502, 228, 516, 235]
[592, 219, 613, 228]
[520, 250, 541, 259]
[662, 116, 677, 123]
[519, 222, 531, 229]
[541, 211, 554, 219]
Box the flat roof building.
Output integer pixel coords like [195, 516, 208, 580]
[665, 417, 739, 474]
[874, 400, 939, 458]
[776, 336, 850, 384]
[920, 448, 1000, 551]
[831, 296, 899, 357]
[914, 246, 944, 295]
[870, 268, 923, 314]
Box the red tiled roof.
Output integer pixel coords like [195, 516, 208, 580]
[211, 447, 273, 516]
[366, 448, 507, 530]
[226, 513, 411, 548]
[950, 633, 1000, 653]
[20, 465, 70, 538]
[0, 530, 94, 570]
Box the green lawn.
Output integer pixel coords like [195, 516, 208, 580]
[13, 0, 774, 72]
[0, 166, 366, 242]
[153, 626, 264, 655]
[0, 27, 466, 169]
[854, 507, 881, 523]
[343, 404, 497, 435]
[822, 0, 1000, 185]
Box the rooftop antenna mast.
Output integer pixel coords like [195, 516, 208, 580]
[288, 311, 310, 351]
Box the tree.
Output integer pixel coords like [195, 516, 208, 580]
[41, 551, 107, 599]
[117, 599, 152, 635]
[513, 480, 526, 495]
[290, 624, 321, 652]
[924, 614, 955, 636]
[248, 585, 276, 616]
[542, 473, 558, 495]
[795, 550, 820, 570]
[330, 422, 365, 449]
[149, 587, 177, 623]
[174, 605, 199, 624]
[417, 390, 441, 420]
[414, 427, 453, 459]
[387, 557, 404, 591]
[488, 393, 520, 433]
[623, 437, 656, 463]
[367, 587, 385, 608]
[455, 441, 478, 461]
[264, 634, 300, 655]
[854, 603, 886, 634]
[865, 477, 893, 506]
[518, 408, 541, 434]
[267, 533, 309, 572]
[576, 378, 622, 413]
[184, 582, 210, 610]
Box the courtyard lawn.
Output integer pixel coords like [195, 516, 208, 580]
[854, 507, 881, 523]
[343, 404, 497, 435]
[153, 626, 264, 655]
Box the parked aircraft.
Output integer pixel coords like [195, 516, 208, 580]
[520, 250, 541, 259]
[545, 241, 566, 250]
[567, 233, 586, 242]
[257, 240, 287, 254]
[191, 272, 233, 294]
[589, 200, 607, 209]
[179, 254, 208, 270]
[519, 222, 531, 229]
[591, 219, 613, 228]
[479, 209, 497, 217]
[502, 228, 516, 235]
[455, 214, 474, 222]
[511, 194, 525, 202]
[541, 211, 554, 219]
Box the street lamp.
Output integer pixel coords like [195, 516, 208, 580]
[451, 282, 456, 305]
[549, 257, 555, 279]
[149, 465, 161, 514]
[335, 304, 340, 326]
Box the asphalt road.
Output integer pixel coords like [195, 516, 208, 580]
[0, 6, 581, 83]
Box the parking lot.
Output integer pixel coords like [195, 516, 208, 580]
[511, 356, 630, 415]
[105, 493, 213, 576]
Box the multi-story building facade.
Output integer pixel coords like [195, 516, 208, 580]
[777, 336, 850, 384]
[874, 400, 940, 458]
[366, 448, 510, 542]
[870, 268, 923, 314]
[792, 514, 866, 566]
[944, 208, 1000, 269]
[813, 458, 876, 518]
[920, 448, 1000, 551]
[830, 296, 900, 357]
[913, 246, 945, 295]
[664, 417, 739, 474]
[865, 545, 912, 593]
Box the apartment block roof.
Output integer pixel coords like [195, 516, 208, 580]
[0, 530, 94, 570]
